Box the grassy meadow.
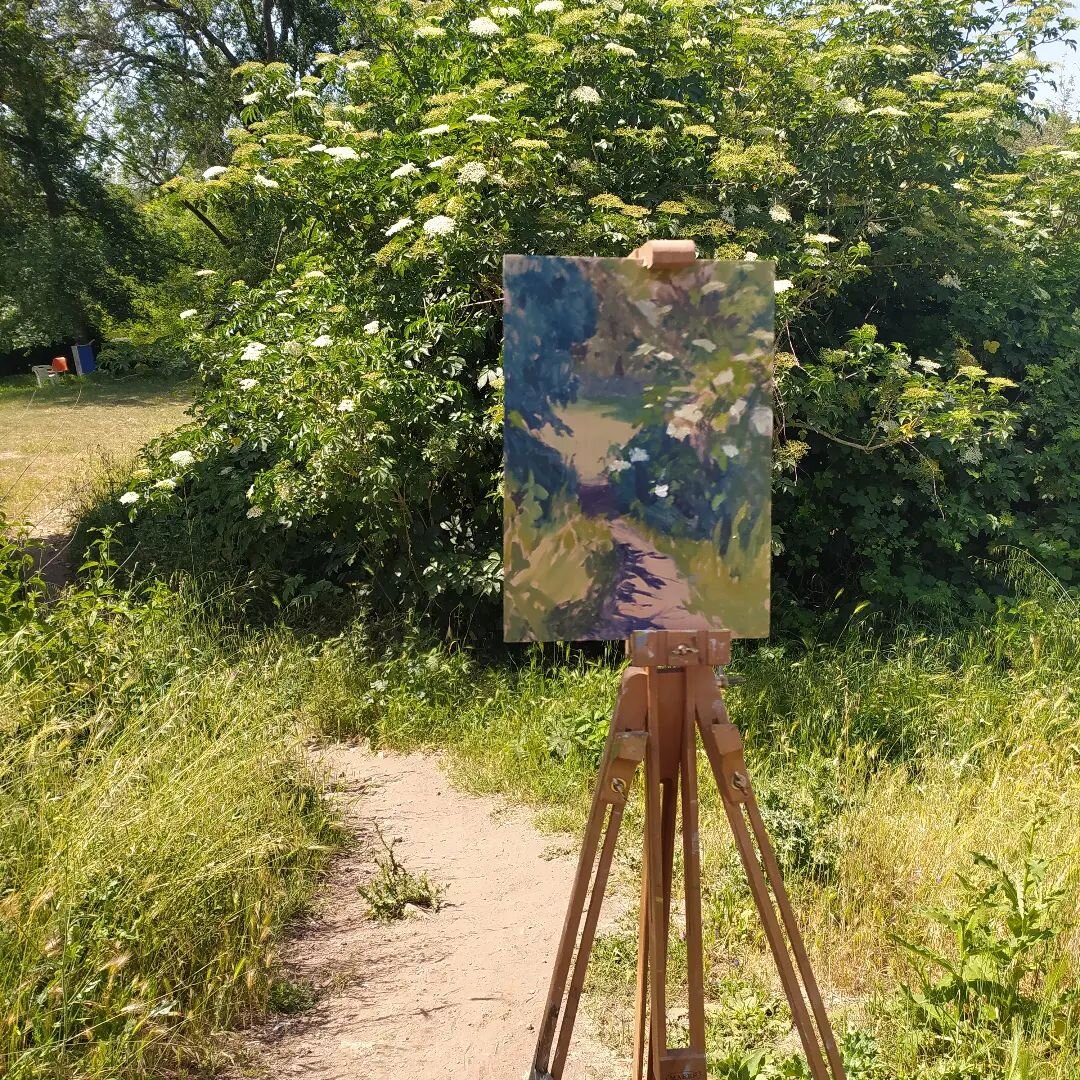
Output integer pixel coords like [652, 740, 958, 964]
[0, 374, 190, 536]
[0, 564, 342, 1078]
[329, 564, 1080, 1077]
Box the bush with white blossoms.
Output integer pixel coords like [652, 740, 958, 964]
[111, 0, 1079, 618]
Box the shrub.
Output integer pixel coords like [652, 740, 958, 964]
[890, 845, 1077, 1079]
[90, 0, 1078, 624]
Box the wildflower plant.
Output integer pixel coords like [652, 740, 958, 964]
[124, 0, 1079, 619]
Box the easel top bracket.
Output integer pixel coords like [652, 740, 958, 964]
[629, 239, 698, 270]
[627, 629, 730, 668]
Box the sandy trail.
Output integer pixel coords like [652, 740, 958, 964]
[235, 747, 621, 1080]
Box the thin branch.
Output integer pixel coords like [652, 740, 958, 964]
[797, 423, 909, 454]
[181, 199, 231, 247]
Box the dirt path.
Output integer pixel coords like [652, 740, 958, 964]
[236, 747, 621, 1080]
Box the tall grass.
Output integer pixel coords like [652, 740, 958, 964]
[0, 554, 339, 1079]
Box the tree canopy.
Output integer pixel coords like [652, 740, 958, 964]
[0, 0, 170, 352]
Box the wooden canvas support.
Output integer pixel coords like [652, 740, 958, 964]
[629, 239, 698, 269]
[530, 629, 846, 1080]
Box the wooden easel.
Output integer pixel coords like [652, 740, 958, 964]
[529, 241, 845, 1080]
[530, 630, 846, 1080]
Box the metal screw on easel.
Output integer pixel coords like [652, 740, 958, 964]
[611, 778, 627, 795]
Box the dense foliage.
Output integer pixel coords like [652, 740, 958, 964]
[88, 0, 1078, 624]
[0, 1, 173, 353]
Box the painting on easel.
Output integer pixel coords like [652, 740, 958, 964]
[502, 255, 774, 642]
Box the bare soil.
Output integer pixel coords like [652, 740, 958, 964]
[232, 746, 621, 1080]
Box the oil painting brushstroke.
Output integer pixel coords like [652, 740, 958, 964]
[503, 255, 774, 642]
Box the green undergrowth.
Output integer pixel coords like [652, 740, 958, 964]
[0, 538, 340, 1079]
[5, 503, 1079, 1078]
[318, 560, 1080, 1078]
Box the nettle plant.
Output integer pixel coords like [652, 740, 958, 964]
[117, 0, 1076, 617]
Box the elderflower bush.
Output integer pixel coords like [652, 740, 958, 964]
[126, 0, 1079, 616]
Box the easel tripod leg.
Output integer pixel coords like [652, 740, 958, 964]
[551, 792, 628, 1075]
[743, 797, 846, 1079]
[632, 828, 649, 1079]
[531, 709, 647, 1080]
[694, 672, 846, 1080]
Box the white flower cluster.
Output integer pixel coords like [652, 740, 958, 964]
[604, 42, 637, 56]
[241, 341, 266, 362]
[238, 378, 258, 391]
[170, 450, 196, 467]
[774, 279, 793, 294]
[534, 0, 563, 11]
[457, 161, 488, 183]
[429, 156, 454, 168]
[311, 335, 333, 348]
[468, 16, 503, 36]
[179, 309, 198, 319]
[324, 146, 358, 160]
[391, 162, 419, 178]
[252, 174, 279, 189]
[466, 113, 498, 123]
[768, 204, 791, 223]
[423, 215, 456, 236]
[420, 124, 450, 136]
[202, 166, 228, 180]
[415, 24, 446, 37]
[286, 88, 316, 100]
[571, 85, 601, 105]
[666, 402, 703, 441]
[385, 217, 413, 236]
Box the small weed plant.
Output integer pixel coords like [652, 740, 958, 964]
[359, 824, 444, 922]
[892, 841, 1077, 1079]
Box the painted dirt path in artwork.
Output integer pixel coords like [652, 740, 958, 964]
[605, 515, 696, 632]
[555, 403, 698, 634]
[229, 747, 621, 1080]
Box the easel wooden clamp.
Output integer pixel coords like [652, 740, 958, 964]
[530, 240, 847, 1080]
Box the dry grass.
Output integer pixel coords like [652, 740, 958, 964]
[0, 374, 191, 536]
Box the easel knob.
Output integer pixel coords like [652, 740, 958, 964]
[629, 239, 698, 269]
